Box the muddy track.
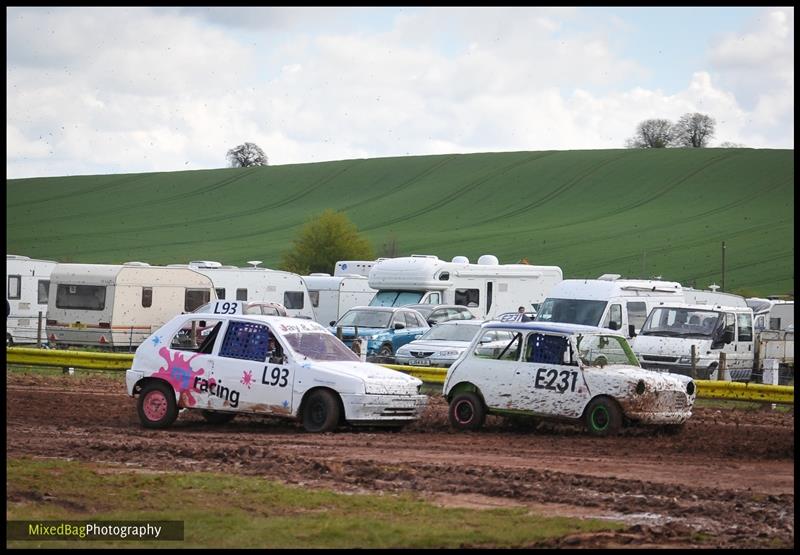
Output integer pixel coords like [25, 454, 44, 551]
[6, 374, 794, 548]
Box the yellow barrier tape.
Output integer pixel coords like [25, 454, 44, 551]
[694, 379, 794, 405]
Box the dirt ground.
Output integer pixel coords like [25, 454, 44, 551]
[6, 373, 795, 548]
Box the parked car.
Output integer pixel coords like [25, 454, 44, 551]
[395, 320, 515, 368]
[443, 321, 696, 436]
[330, 306, 429, 361]
[193, 299, 289, 317]
[400, 304, 476, 326]
[126, 313, 427, 432]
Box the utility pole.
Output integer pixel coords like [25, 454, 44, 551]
[721, 241, 726, 292]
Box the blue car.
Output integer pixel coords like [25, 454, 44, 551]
[330, 306, 430, 360]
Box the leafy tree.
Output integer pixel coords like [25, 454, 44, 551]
[280, 210, 374, 275]
[226, 142, 269, 167]
[672, 113, 715, 148]
[625, 119, 674, 148]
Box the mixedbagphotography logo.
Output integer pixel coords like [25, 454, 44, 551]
[7, 520, 184, 541]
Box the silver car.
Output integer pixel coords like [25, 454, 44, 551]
[394, 320, 514, 367]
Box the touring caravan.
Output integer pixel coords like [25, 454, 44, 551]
[367, 255, 563, 319]
[46, 262, 216, 349]
[683, 286, 748, 308]
[535, 275, 685, 338]
[302, 273, 377, 325]
[170, 261, 315, 320]
[747, 298, 794, 332]
[6, 254, 58, 345]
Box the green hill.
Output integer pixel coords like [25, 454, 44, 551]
[6, 148, 794, 297]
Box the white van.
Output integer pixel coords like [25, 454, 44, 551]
[632, 304, 755, 381]
[169, 261, 315, 320]
[46, 262, 216, 349]
[6, 254, 57, 345]
[367, 254, 563, 319]
[302, 273, 377, 325]
[535, 275, 685, 338]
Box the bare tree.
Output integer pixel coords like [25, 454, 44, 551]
[226, 142, 269, 167]
[625, 119, 674, 148]
[672, 113, 715, 148]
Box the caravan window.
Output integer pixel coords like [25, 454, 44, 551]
[737, 313, 752, 342]
[215, 288, 226, 300]
[309, 291, 320, 307]
[284, 291, 305, 310]
[142, 287, 153, 308]
[185, 289, 211, 312]
[56, 284, 106, 310]
[236, 288, 248, 301]
[455, 288, 480, 308]
[38, 280, 50, 305]
[8, 276, 21, 300]
[627, 302, 648, 332]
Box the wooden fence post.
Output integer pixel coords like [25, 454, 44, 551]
[690, 345, 697, 379]
[718, 352, 727, 381]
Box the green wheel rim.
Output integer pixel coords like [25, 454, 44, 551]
[591, 406, 609, 431]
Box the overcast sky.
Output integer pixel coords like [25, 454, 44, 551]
[6, 6, 794, 179]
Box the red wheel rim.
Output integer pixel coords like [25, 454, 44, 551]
[143, 390, 168, 421]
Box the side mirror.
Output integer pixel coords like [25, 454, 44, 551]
[329, 321, 336, 327]
[628, 324, 637, 338]
[608, 321, 620, 331]
[394, 322, 405, 330]
[427, 319, 435, 327]
[722, 330, 734, 344]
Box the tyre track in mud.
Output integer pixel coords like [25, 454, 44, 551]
[6, 375, 794, 548]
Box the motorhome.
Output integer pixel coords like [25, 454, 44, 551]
[46, 262, 216, 349]
[367, 254, 563, 319]
[632, 303, 755, 382]
[333, 260, 379, 278]
[6, 254, 58, 345]
[302, 273, 377, 325]
[168, 261, 315, 320]
[683, 286, 748, 308]
[535, 275, 685, 338]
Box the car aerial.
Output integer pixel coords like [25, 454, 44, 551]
[394, 320, 516, 368]
[443, 321, 696, 436]
[126, 312, 427, 432]
[330, 306, 430, 361]
[193, 299, 289, 317]
[400, 304, 476, 326]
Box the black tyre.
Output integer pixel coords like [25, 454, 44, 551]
[201, 410, 236, 425]
[661, 423, 685, 435]
[137, 381, 178, 429]
[377, 343, 394, 363]
[584, 396, 622, 437]
[448, 392, 486, 431]
[302, 389, 341, 433]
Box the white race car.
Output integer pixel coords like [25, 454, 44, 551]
[443, 321, 696, 436]
[126, 313, 427, 432]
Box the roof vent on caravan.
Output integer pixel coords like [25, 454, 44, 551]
[411, 254, 438, 260]
[189, 261, 222, 268]
[598, 274, 622, 281]
[477, 255, 499, 265]
[7, 255, 31, 260]
[123, 261, 150, 266]
[247, 260, 263, 268]
[451, 256, 470, 264]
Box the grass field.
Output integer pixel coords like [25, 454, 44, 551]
[6, 148, 794, 296]
[6, 458, 622, 548]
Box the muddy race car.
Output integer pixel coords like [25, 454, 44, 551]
[443, 321, 696, 436]
[126, 313, 427, 432]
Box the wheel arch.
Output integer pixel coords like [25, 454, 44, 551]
[580, 393, 623, 420]
[297, 386, 346, 424]
[132, 376, 179, 402]
[446, 381, 485, 404]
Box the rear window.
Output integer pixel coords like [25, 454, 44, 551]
[56, 284, 106, 310]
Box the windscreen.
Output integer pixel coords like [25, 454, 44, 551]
[369, 290, 424, 307]
[640, 307, 722, 338]
[337, 310, 393, 328]
[419, 323, 480, 342]
[536, 298, 608, 327]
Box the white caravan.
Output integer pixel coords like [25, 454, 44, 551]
[367, 254, 563, 319]
[334, 260, 379, 278]
[302, 273, 377, 325]
[46, 262, 216, 349]
[6, 254, 58, 345]
[535, 275, 685, 339]
[746, 298, 794, 332]
[169, 261, 315, 320]
[632, 304, 755, 382]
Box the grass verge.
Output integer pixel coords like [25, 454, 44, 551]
[7, 457, 622, 548]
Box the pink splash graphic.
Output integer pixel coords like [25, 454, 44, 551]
[153, 347, 206, 407]
[241, 370, 254, 389]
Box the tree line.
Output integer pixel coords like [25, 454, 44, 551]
[626, 112, 728, 149]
